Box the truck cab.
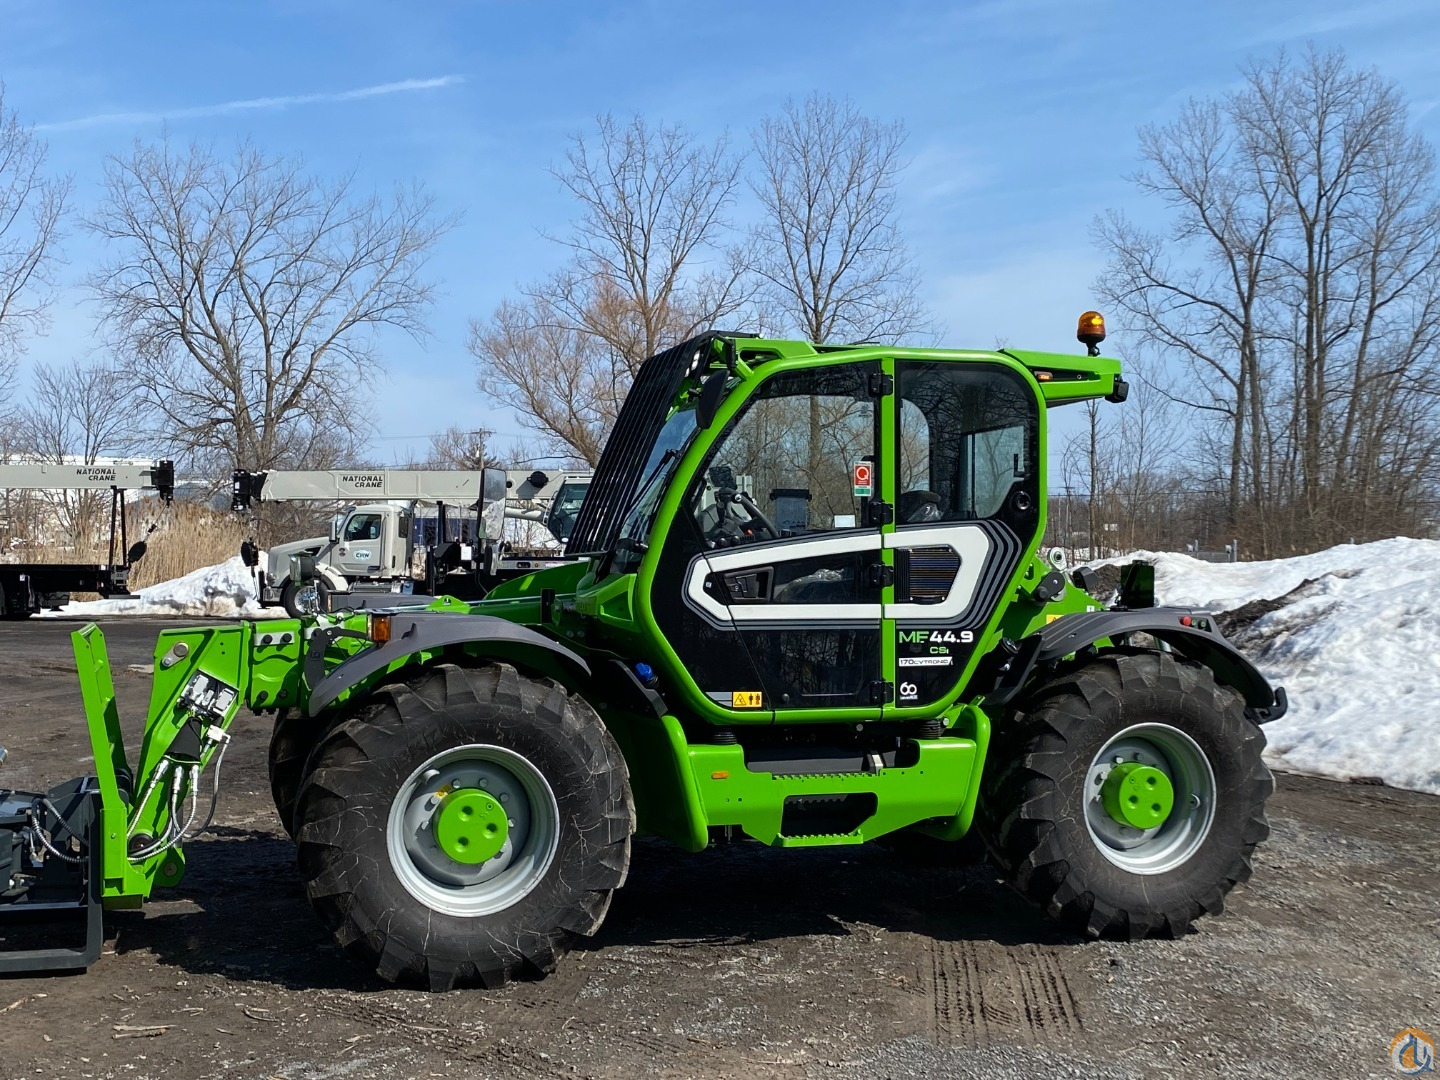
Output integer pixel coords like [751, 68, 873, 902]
[259, 502, 412, 614]
[260, 502, 485, 615]
[330, 504, 407, 578]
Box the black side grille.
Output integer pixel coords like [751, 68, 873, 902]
[565, 333, 721, 556]
[906, 545, 961, 603]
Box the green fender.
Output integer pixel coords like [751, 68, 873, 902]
[305, 612, 589, 715]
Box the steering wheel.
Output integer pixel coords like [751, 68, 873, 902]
[733, 490, 780, 540]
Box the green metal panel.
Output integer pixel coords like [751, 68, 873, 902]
[686, 737, 978, 847]
[72, 626, 134, 902]
[916, 703, 992, 841]
[1002, 349, 1123, 406]
[879, 353, 898, 702]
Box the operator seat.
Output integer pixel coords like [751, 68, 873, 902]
[899, 489, 943, 523]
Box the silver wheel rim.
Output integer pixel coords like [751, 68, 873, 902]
[1083, 723, 1216, 875]
[294, 584, 320, 614]
[386, 743, 559, 917]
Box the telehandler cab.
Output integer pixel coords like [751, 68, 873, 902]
[0, 315, 1284, 988]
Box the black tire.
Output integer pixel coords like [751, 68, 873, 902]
[0, 580, 32, 619]
[977, 650, 1272, 939]
[293, 662, 634, 990]
[281, 578, 321, 618]
[267, 709, 341, 838]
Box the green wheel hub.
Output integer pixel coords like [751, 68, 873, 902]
[434, 789, 509, 864]
[386, 743, 560, 917]
[1101, 762, 1174, 829]
[1083, 723, 1217, 875]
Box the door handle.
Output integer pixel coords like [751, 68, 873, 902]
[721, 567, 772, 602]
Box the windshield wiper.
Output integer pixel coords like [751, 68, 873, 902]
[610, 447, 680, 560]
[632, 447, 679, 514]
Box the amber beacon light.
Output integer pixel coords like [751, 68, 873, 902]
[1077, 311, 1106, 356]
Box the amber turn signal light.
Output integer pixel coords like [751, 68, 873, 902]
[368, 613, 392, 645]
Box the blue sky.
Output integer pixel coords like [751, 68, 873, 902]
[2, 0, 1438, 469]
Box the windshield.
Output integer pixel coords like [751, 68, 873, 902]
[544, 478, 590, 543]
[612, 406, 698, 567]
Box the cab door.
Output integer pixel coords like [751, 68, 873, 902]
[885, 360, 1041, 712]
[649, 361, 892, 717]
[334, 509, 387, 578]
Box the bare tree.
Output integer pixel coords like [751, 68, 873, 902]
[750, 95, 930, 346]
[426, 425, 490, 470]
[87, 139, 454, 476]
[470, 116, 748, 463]
[13, 358, 135, 547]
[0, 86, 70, 411]
[1093, 97, 1280, 538]
[1096, 46, 1440, 554]
[750, 95, 933, 486]
[1055, 381, 1184, 559]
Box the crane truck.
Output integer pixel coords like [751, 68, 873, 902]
[231, 469, 508, 616]
[0, 460, 174, 618]
[232, 468, 592, 616]
[0, 318, 1286, 989]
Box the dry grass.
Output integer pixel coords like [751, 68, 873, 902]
[3, 500, 249, 594]
[127, 501, 250, 589]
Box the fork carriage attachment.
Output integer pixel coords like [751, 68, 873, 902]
[0, 617, 316, 971]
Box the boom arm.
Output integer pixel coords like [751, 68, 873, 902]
[0, 460, 174, 500]
[231, 468, 506, 510]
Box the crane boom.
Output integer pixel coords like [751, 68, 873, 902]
[0, 460, 174, 499]
[232, 469, 505, 510]
[0, 460, 175, 616]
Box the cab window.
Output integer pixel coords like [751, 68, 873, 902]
[343, 513, 384, 542]
[896, 362, 1038, 532]
[689, 364, 877, 544]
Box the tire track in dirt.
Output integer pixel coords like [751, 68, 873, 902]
[925, 940, 1084, 1047]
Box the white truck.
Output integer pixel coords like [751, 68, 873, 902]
[501, 468, 591, 546]
[232, 467, 591, 616]
[0, 460, 174, 618]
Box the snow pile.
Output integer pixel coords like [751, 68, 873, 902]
[43, 555, 282, 619]
[1093, 538, 1440, 795]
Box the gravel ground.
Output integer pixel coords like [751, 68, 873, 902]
[0, 617, 1435, 1080]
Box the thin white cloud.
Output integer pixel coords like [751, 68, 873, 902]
[37, 75, 464, 132]
[1240, 0, 1435, 47]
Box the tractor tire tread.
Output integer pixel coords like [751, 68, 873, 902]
[977, 650, 1272, 941]
[294, 661, 633, 990]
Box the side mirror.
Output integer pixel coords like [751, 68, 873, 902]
[696, 371, 728, 430]
[329, 513, 345, 543]
[482, 466, 508, 505]
[126, 540, 148, 565]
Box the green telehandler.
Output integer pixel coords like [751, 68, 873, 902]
[0, 315, 1285, 988]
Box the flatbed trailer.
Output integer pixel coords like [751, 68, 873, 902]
[0, 461, 175, 618]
